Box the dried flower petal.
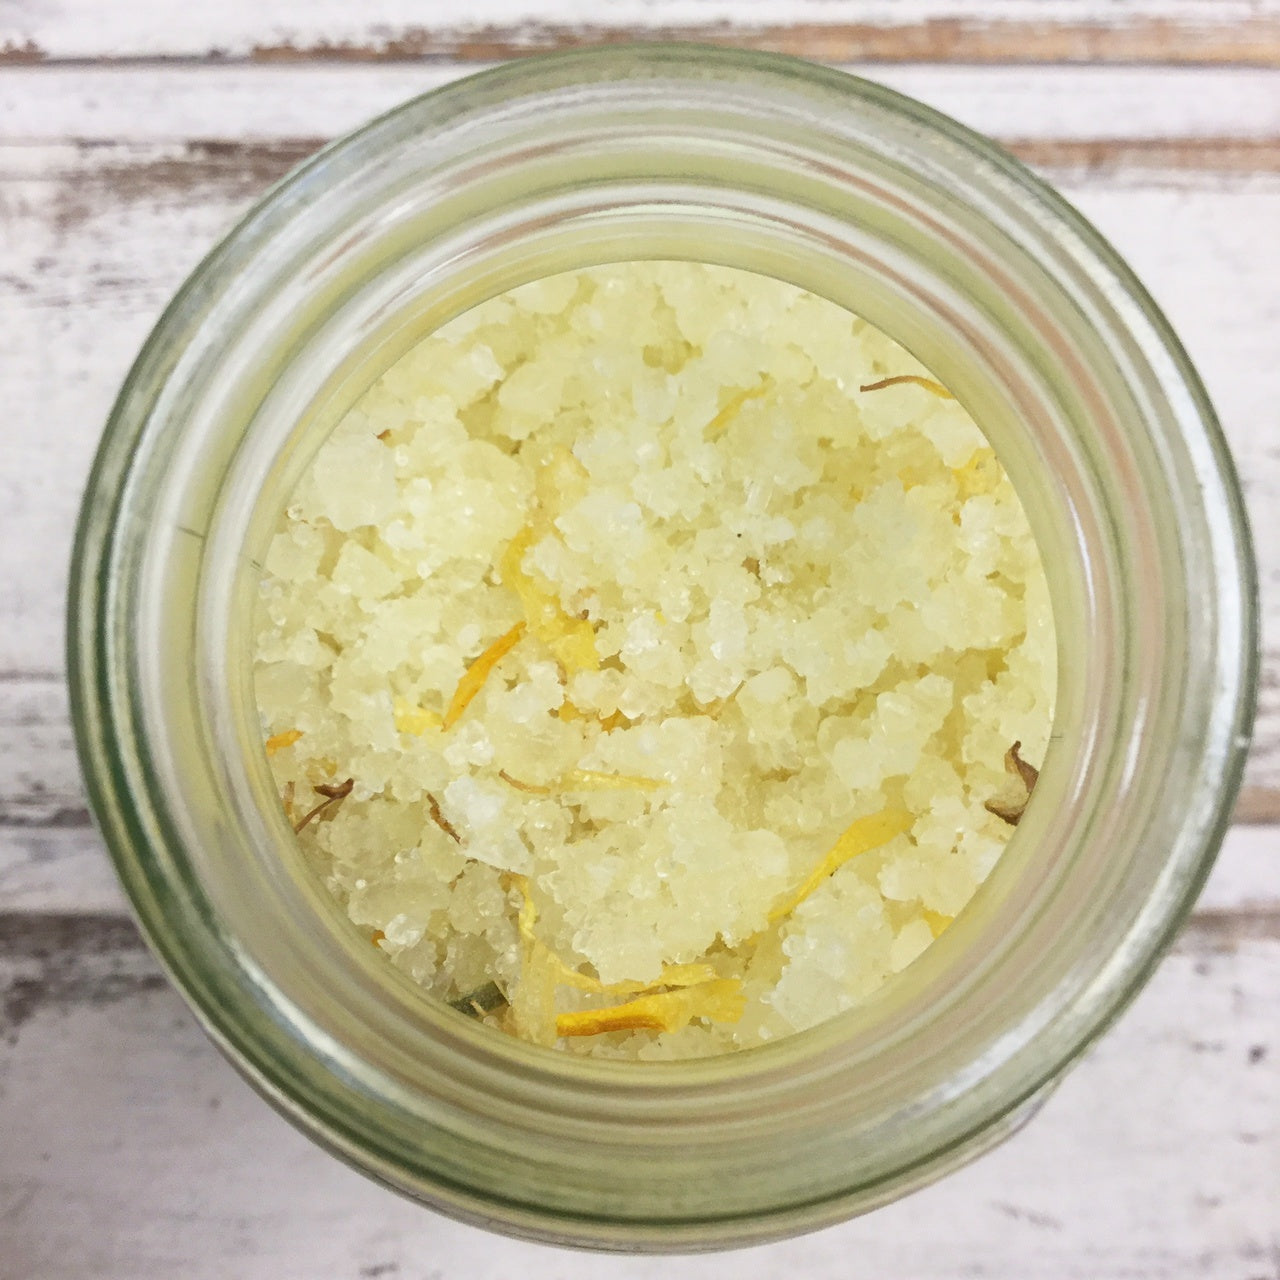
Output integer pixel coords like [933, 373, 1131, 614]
[499, 768, 661, 795]
[859, 374, 954, 399]
[556, 979, 745, 1038]
[768, 808, 914, 923]
[426, 792, 462, 844]
[393, 697, 442, 736]
[501, 528, 598, 673]
[922, 910, 953, 938]
[442, 621, 526, 731]
[560, 769, 661, 793]
[984, 741, 1041, 827]
[265, 728, 303, 756]
[293, 777, 354, 832]
[705, 378, 771, 439]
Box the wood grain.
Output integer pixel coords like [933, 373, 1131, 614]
[241, 19, 1280, 69]
[3, 136, 1278, 792]
[0, 911, 1273, 1277]
[6, 65, 1278, 146]
[4, 0, 1280, 66]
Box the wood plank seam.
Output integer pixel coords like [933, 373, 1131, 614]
[5, 18, 1280, 68]
[16, 136, 1280, 174]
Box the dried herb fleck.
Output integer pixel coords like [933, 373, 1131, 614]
[859, 374, 955, 399]
[426, 792, 462, 844]
[448, 981, 509, 1018]
[984, 741, 1040, 827]
[293, 777, 354, 833]
[498, 769, 551, 796]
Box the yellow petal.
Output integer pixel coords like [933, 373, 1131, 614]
[560, 769, 662, 793]
[704, 378, 772, 440]
[441, 621, 526, 731]
[923, 910, 954, 938]
[953, 448, 1001, 500]
[393, 697, 442, 736]
[769, 808, 914, 923]
[265, 728, 303, 756]
[556, 979, 745, 1038]
[500, 528, 599, 673]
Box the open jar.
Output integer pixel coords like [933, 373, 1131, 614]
[68, 47, 1257, 1249]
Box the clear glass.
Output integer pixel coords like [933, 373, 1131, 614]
[68, 47, 1257, 1250]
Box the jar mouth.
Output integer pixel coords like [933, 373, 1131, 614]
[69, 45, 1257, 1248]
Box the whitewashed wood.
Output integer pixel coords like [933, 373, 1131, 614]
[0, 916, 1273, 1278]
[3, 64, 1280, 145]
[3, 142, 1278, 782]
[1181, 824, 1279, 915]
[0, 677, 83, 826]
[0, 827, 125, 913]
[3, 0, 1280, 64]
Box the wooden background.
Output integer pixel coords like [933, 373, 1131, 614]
[0, 3, 1276, 1277]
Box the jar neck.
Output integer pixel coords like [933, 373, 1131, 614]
[70, 47, 1256, 1247]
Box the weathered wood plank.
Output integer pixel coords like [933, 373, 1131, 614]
[0, 676, 87, 828]
[4, 64, 1279, 148]
[1182, 824, 1279, 916]
[3, 0, 1280, 66]
[2, 140, 1278, 785]
[0, 825, 123, 914]
[0, 910, 1273, 1277]
[1237, 786, 1280, 826]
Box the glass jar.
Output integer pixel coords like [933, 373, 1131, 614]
[68, 46, 1257, 1250]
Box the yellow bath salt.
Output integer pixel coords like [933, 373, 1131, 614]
[252, 262, 1056, 1059]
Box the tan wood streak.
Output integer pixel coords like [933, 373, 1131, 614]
[245, 18, 1280, 69]
[184, 18, 1280, 71]
[0, 38, 43, 64]
[18, 138, 1278, 204]
[1233, 787, 1280, 825]
[1005, 136, 1280, 175]
[4, 18, 1280, 67]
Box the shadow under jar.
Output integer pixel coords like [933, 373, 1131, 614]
[68, 46, 1257, 1251]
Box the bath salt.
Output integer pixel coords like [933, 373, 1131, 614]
[253, 262, 1056, 1058]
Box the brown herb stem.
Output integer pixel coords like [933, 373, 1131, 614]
[293, 777, 354, 833]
